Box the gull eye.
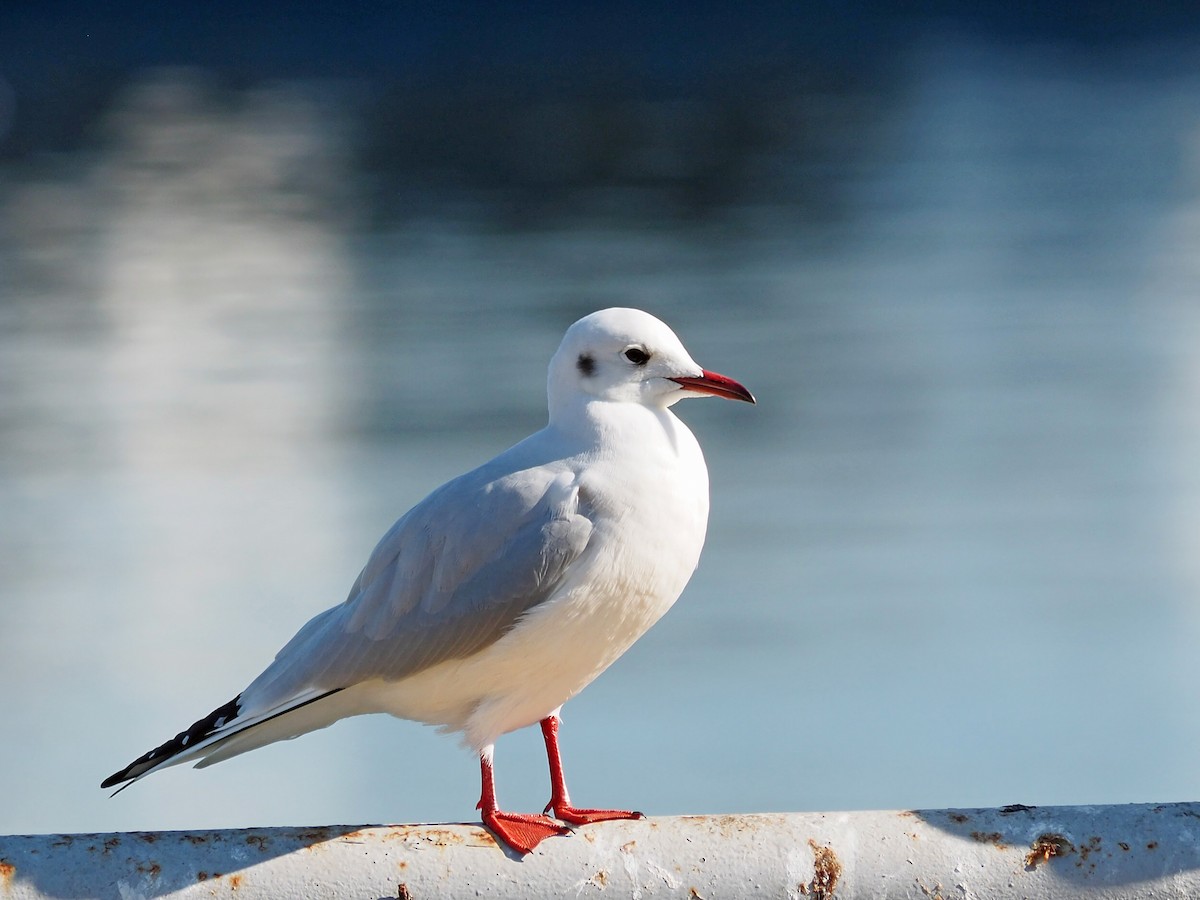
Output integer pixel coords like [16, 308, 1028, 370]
[624, 347, 650, 365]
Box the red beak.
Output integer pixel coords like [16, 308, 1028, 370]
[671, 369, 756, 404]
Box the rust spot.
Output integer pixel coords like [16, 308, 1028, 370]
[397, 883, 413, 900]
[103, 837, 121, 854]
[621, 840, 637, 853]
[136, 862, 162, 878]
[138, 833, 159, 844]
[229, 874, 243, 890]
[1118, 842, 1130, 851]
[1025, 833, 1074, 869]
[970, 831, 1006, 848]
[443, 825, 500, 849]
[1, 860, 15, 882]
[245, 835, 269, 852]
[197, 872, 209, 882]
[593, 871, 609, 887]
[688, 888, 705, 900]
[184, 835, 209, 845]
[1078, 836, 1101, 861]
[1147, 842, 1158, 850]
[808, 840, 842, 900]
[413, 828, 465, 847]
[948, 813, 968, 824]
[1000, 804, 1036, 815]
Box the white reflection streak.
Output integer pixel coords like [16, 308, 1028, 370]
[94, 72, 348, 474]
[90, 71, 358, 811]
[1146, 113, 1200, 637]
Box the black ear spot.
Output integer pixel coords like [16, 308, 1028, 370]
[577, 353, 596, 376]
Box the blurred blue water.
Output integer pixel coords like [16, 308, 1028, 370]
[3, 39, 1200, 836]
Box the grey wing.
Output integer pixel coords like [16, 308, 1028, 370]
[237, 464, 594, 713]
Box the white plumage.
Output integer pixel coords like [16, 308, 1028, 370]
[104, 307, 754, 854]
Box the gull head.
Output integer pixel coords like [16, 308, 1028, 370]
[547, 308, 755, 418]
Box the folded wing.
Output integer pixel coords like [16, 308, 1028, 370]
[102, 454, 595, 788]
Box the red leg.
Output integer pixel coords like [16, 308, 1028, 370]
[477, 747, 569, 855]
[540, 715, 644, 825]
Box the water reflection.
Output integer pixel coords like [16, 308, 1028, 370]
[3, 40, 1200, 836]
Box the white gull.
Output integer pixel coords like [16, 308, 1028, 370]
[103, 307, 755, 854]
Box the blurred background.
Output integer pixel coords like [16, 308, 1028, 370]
[3, 1, 1200, 837]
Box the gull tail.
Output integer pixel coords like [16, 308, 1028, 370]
[101, 687, 345, 793]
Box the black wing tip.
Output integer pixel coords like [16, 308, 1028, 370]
[101, 695, 243, 791]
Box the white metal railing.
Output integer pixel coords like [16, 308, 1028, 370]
[2, 802, 1198, 898]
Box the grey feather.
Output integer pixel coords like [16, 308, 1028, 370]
[237, 449, 595, 713]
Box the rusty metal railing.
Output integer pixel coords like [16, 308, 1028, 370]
[2, 802, 1199, 898]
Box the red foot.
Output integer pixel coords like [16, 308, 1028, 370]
[538, 716, 644, 828]
[546, 804, 645, 826]
[481, 809, 571, 855]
